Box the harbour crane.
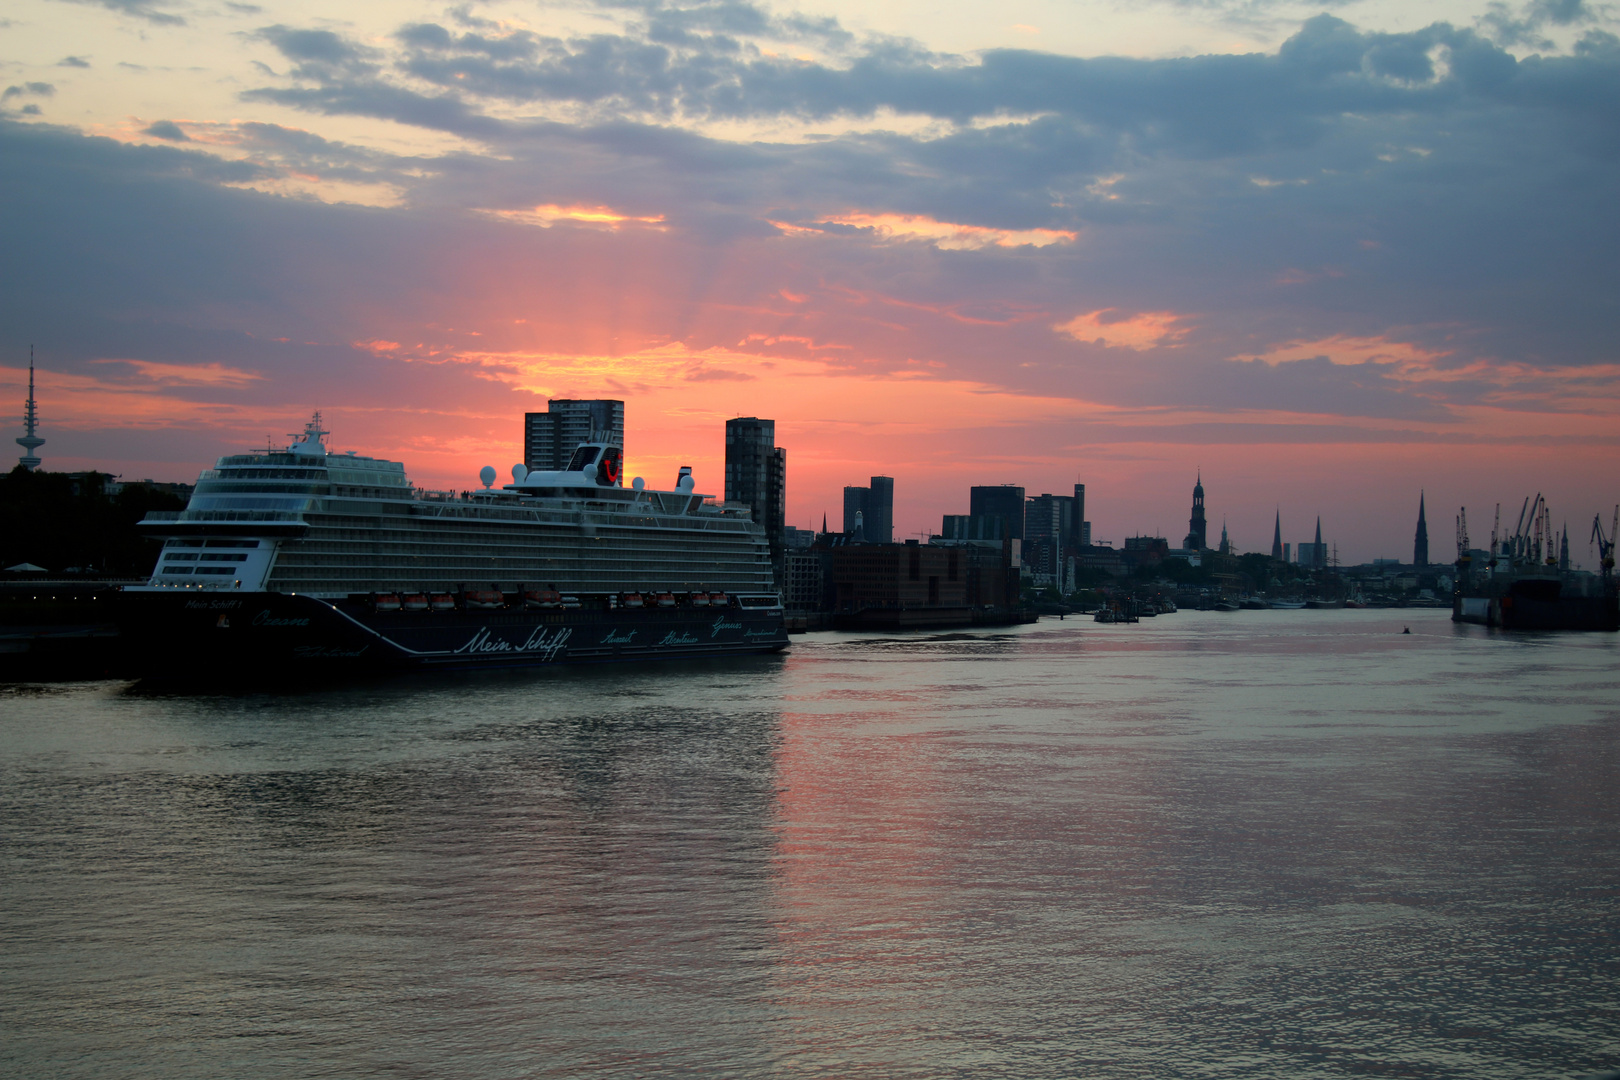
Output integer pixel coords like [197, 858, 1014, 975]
[1456, 508, 1470, 567]
[1594, 506, 1617, 587]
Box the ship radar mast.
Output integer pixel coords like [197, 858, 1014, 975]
[288, 410, 330, 457]
[16, 346, 44, 471]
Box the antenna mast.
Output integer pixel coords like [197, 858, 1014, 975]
[16, 345, 44, 471]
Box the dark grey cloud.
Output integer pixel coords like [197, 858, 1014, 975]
[49, 0, 184, 26]
[2, 82, 57, 101]
[58, 56, 91, 68]
[1479, 0, 1599, 48]
[143, 119, 189, 140]
[2, 83, 55, 116]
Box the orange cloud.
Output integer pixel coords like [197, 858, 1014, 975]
[482, 204, 667, 229]
[1240, 334, 1451, 370]
[772, 212, 1077, 250]
[1054, 308, 1193, 350]
[92, 359, 263, 387]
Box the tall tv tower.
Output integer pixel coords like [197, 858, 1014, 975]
[17, 346, 44, 471]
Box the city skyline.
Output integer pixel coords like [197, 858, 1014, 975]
[3, 0, 1617, 564]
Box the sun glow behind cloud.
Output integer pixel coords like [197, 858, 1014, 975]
[773, 213, 1078, 250]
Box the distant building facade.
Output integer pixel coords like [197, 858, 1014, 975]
[1297, 517, 1327, 569]
[970, 485, 1026, 541]
[524, 399, 624, 472]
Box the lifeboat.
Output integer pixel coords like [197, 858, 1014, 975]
[621, 592, 645, 609]
[463, 587, 505, 610]
[524, 587, 563, 609]
[708, 592, 728, 607]
[429, 593, 456, 611]
[402, 593, 429, 612]
[654, 592, 677, 608]
[372, 593, 402, 613]
[689, 592, 710, 607]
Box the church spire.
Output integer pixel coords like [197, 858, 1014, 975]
[1271, 510, 1283, 561]
[1414, 491, 1429, 566]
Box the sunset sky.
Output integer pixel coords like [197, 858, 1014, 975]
[2, 0, 1617, 563]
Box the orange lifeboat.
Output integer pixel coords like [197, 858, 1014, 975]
[463, 587, 505, 610]
[621, 592, 645, 609]
[689, 592, 710, 607]
[654, 592, 677, 608]
[429, 593, 456, 611]
[708, 592, 729, 607]
[524, 587, 562, 609]
[372, 593, 402, 613]
[402, 593, 429, 612]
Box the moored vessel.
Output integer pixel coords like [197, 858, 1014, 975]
[1451, 497, 1618, 632]
[119, 414, 789, 677]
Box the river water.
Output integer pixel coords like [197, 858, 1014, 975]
[2, 609, 1617, 1079]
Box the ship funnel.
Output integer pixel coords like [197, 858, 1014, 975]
[676, 466, 693, 492]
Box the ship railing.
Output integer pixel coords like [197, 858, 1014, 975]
[167, 509, 307, 523]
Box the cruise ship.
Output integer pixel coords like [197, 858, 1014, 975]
[119, 414, 788, 674]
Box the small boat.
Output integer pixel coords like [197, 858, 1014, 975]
[429, 593, 456, 611]
[654, 592, 677, 608]
[1240, 597, 1269, 610]
[1214, 599, 1240, 612]
[463, 587, 505, 610]
[709, 592, 729, 607]
[372, 593, 401, 613]
[1270, 599, 1306, 609]
[689, 592, 711, 607]
[621, 592, 645, 609]
[401, 593, 429, 612]
[1305, 598, 1343, 609]
[524, 587, 563, 609]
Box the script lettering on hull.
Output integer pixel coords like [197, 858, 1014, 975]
[710, 617, 743, 638]
[454, 625, 573, 661]
[292, 644, 371, 659]
[657, 631, 701, 646]
[600, 629, 637, 645]
[254, 610, 311, 627]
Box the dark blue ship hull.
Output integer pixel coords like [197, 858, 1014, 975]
[118, 591, 788, 678]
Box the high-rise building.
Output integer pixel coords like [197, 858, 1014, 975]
[970, 485, 1026, 541]
[867, 476, 894, 544]
[1072, 483, 1086, 548]
[1413, 492, 1429, 566]
[1185, 472, 1208, 550]
[843, 486, 869, 536]
[1024, 493, 1074, 586]
[725, 417, 786, 577]
[524, 399, 624, 472]
[1298, 517, 1327, 569]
